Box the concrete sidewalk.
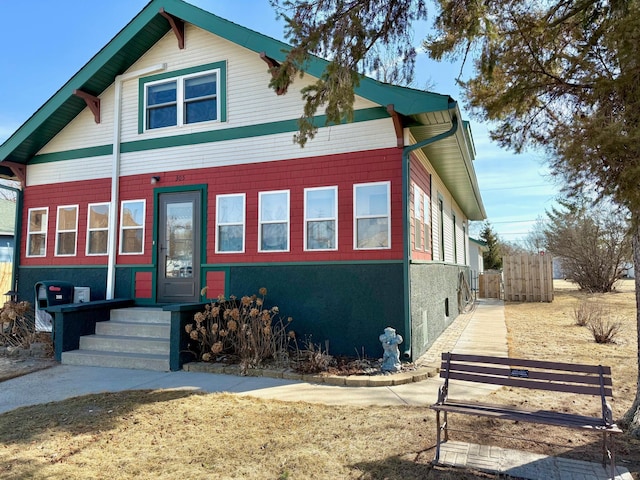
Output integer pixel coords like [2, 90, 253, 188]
[0, 298, 633, 479]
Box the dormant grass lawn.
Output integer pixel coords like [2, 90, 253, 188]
[0, 279, 639, 479]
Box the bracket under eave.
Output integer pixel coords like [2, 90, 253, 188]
[387, 104, 404, 148]
[260, 52, 286, 95]
[160, 8, 185, 49]
[73, 90, 101, 124]
[3, 161, 26, 185]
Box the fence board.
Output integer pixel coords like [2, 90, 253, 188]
[503, 255, 553, 302]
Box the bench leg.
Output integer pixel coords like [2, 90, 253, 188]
[602, 432, 616, 479]
[435, 411, 441, 462]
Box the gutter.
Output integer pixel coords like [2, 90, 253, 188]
[401, 110, 460, 359]
[106, 63, 166, 299]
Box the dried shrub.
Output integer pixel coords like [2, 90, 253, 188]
[293, 339, 335, 374]
[186, 288, 294, 373]
[588, 316, 621, 344]
[0, 301, 37, 348]
[572, 298, 603, 326]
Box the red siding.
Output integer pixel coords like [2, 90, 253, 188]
[410, 153, 433, 261]
[134, 271, 153, 299]
[21, 147, 405, 266]
[205, 271, 226, 299]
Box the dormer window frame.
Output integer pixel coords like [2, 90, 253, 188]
[138, 61, 227, 133]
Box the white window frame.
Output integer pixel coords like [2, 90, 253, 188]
[86, 202, 110, 256]
[304, 186, 338, 251]
[414, 184, 422, 250]
[144, 68, 221, 131]
[258, 190, 290, 253]
[55, 204, 79, 257]
[26, 207, 48, 258]
[119, 200, 146, 255]
[353, 181, 391, 250]
[215, 193, 246, 254]
[424, 191, 431, 251]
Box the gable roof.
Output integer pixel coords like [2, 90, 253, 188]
[0, 0, 485, 220]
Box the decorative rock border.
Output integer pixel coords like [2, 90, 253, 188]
[183, 362, 436, 387]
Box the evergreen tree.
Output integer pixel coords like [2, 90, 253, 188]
[480, 222, 501, 270]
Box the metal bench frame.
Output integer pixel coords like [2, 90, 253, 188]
[430, 352, 623, 478]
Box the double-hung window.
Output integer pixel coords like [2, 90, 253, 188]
[144, 67, 221, 130]
[87, 202, 110, 255]
[414, 184, 422, 250]
[27, 207, 48, 257]
[216, 194, 245, 253]
[55, 205, 78, 256]
[259, 190, 289, 252]
[120, 200, 145, 254]
[354, 182, 391, 249]
[305, 187, 337, 251]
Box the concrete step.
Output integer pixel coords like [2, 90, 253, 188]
[109, 307, 171, 324]
[96, 321, 170, 339]
[79, 334, 170, 355]
[61, 350, 170, 371]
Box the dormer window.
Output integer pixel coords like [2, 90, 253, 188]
[139, 62, 226, 132]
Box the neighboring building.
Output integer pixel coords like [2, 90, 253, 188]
[468, 237, 487, 292]
[0, 0, 485, 360]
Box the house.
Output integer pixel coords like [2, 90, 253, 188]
[0, 197, 17, 297]
[0, 0, 485, 363]
[468, 237, 487, 292]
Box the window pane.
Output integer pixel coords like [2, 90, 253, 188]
[218, 196, 244, 224]
[218, 225, 243, 252]
[307, 220, 336, 250]
[185, 74, 216, 99]
[148, 105, 177, 129]
[122, 229, 143, 254]
[261, 223, 287, 251]
[29, 209, 47, 233]
[261, 192, 288, 221]
[89, 204, 109, 229]
[356, 218, 389, 248]
[58, 207, 77, 230]
[88, 231, 108, 254]
[29, 234, 46, 256]
[356, 184, 388, 216]
[57, 232, 76, 255]
[122, 202, 144, 227]
[185, 98, 217, 124]
[306, 189, 335, 219]
[147, 81, 176, 105]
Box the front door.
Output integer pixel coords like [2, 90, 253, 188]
[157, 191, 201, 303]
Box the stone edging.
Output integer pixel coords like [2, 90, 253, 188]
[183, 362, 437, 387]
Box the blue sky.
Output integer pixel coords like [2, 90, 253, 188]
[0, 0, 560, 243]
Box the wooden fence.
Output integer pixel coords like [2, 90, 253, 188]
[502, 254, 554, 302]
[478, 272, 502, 299]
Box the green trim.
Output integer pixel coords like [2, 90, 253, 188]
[31, 107, 389, 164]
[138, 61, 228, 134]
[31, 145, 113, 164]
[201, 259, 402, 268]
[19, 264, 109, 269]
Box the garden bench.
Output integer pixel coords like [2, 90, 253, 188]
[430, 352, 623, 478]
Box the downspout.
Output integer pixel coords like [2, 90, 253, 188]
[106, 63, 166, 299]
[401, 110, 459, 359]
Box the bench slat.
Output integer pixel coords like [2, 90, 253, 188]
[430, 401, 622, 433]
[440, 363, 613, 389]
[441, 353, 611, 375]
[445, 370, 612, 396]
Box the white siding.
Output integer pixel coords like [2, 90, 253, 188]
[38, 24, 382, 156]
[26, 156, 112, 187]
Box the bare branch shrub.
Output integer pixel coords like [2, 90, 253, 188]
[293, 338, 335, 374]
[0, 301, 36, 348]
[588, 315, 621, 344]
[572, 298, 604, 327]
[185, 288, 294, 373]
